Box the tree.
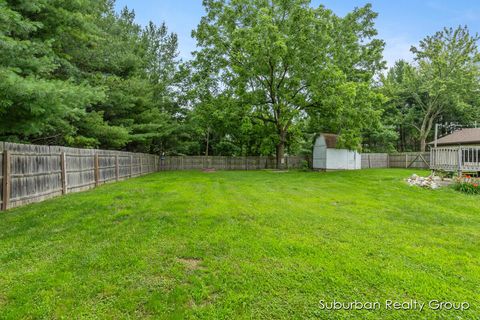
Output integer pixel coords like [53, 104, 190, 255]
[193, 0, 385, 167]
[0, 1, 183, 152]
[0, 0, 105, 143]
[85, 6, 180, 152]
[408, 26, 480, 151]
[379, 60, 418, 151]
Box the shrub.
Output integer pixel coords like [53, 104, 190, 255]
[453, 175, 480, 195]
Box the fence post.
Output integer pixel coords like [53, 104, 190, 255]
[405, 153, 408, 168]
[94, 154, 100, 187]
[60, 152, 67, 194]
[115, 155, 119, 181]
[2, 151, 10, 211]
[140, 156, 143, 175]
[130, 155, 133, 177]
[368, 154, 371, 168]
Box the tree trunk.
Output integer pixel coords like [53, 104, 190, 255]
[205, 127, 210, 157]
[276, 129, 286, 169]
[419, 110, 437, 152]
[419, 123, 430, 152]
[420, 137, 427, 152]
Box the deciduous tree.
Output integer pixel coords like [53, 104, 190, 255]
[193, 0, 385, 167]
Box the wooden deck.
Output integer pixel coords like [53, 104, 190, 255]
[430, 146, 480, 172]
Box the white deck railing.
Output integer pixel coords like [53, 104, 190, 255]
[431, 146, 480, 172]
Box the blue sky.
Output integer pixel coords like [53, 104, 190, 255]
[114, 0, 480, 67]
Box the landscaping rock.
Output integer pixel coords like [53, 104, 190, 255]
[406, 173, 447, 189]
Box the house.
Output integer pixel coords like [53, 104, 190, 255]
[429, 128, 480, 173]
[313, 133, 361, 170]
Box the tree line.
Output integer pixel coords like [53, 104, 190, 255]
[1, 0, 479, 167]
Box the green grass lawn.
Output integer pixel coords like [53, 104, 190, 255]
[0, 169, 479, 319]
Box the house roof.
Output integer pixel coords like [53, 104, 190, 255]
[319, 133, 338, 148]
[429, 128, 480, 146]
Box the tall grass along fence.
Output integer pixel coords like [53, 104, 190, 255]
[361, 152, 431, 169]
[0, 142, 159, 210]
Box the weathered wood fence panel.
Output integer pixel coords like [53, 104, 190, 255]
[389, 152, 430, 169]
[0, 142, 160, 210]
[362, 152, 431, 169]
[361, 153, 389, 168]
[159, 156, 306, 171]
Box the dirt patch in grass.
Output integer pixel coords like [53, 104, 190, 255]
[177, 257, 203, 271]
[0, 294, 7, 307]
[188, 293, 219, 309]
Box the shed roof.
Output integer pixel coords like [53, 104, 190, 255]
[319, 133, 338, 148]
[429, 128, 480, 146]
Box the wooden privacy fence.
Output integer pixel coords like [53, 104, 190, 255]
[1, 142, 159, 210]
[388, 152, 430, 169]
[160, 156, 306, 171]
[361, 153, 389, 168]
[361, 152, 431, 169]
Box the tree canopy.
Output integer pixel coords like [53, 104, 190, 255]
[192, 0, 385, 166]
[0, 0, 182, 153]
[381, 27, 480, 151]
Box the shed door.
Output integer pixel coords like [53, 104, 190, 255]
[313, 136, 327, 169]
